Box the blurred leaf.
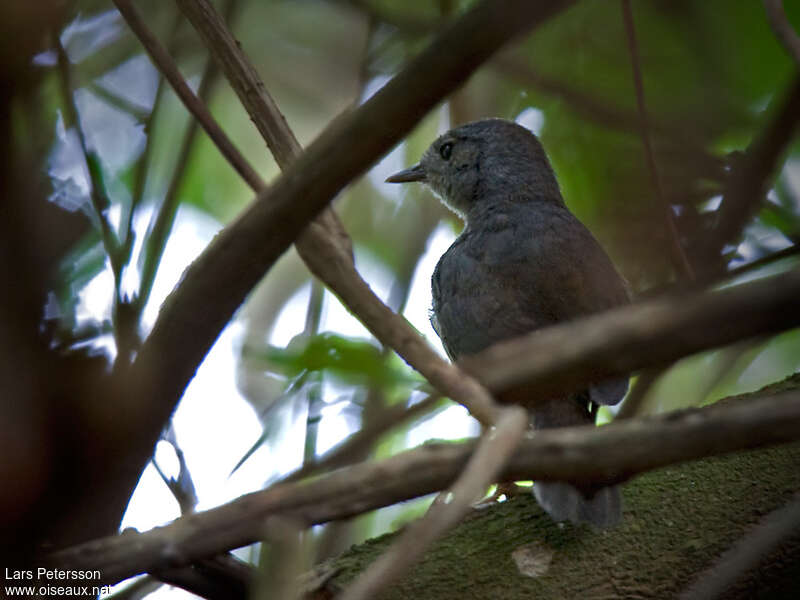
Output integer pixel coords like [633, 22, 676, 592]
[263, 333, 424, 391]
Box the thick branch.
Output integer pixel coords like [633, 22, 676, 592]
[462, 267, 800, 398]
[51, 383, 800, 585]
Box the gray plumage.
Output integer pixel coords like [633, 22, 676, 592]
[387, 118, 629, 527]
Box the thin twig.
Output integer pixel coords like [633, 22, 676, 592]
[338, 406, 528, 600]
[53, 34, 121, 273]
[50, 386, 800, 585]
[281, 393, 442, 484]
[86, 81, 150, 122]
[111, 0, 262, 190]
[680, 492, 800, 600]
[621, 0, 694, 281]
[152, 423, 199, 515]
[726, 243, 800, 279]
[135, 41, 224, 316]
[764, 0, 800, 67]
[124, 7, 185, 270]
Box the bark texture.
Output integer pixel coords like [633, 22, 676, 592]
[320, 386, 800, 599]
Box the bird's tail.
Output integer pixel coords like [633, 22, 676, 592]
[533, 481, 622, 528]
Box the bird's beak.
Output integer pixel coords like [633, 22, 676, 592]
[385, 164, 426, 183]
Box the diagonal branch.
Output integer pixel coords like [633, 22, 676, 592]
[50, 385, 800, 585]
[106, 0, 576, 511]
[53, 35, 121, 275]
[135, 19, 229, 321]
[169, 0, 494, 426]
[702, 76, 800, 274]
[173, 0, 302, 168]
[764, 0, 800, 67]
[111, 0, 507, 437]
[111, 0, 262, 190]
[463, 267, 800, 398]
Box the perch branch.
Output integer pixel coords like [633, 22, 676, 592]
[50, 387, 800, 585]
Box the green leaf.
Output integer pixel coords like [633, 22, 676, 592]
[263, 333, 424, 391]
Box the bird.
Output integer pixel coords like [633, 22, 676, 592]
[386, 118, 629, 527]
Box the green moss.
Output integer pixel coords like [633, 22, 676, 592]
[322, 376, 800, 598]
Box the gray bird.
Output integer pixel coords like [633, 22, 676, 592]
[386, 118, 629, 527]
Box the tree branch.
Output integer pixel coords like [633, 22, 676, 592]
[462, 267, 800, 399]
[105, 1, 575, 516]
[321, 438, 800, 599]
[111, 0, 262, 190]
[764, 0, 800, 67]
[169, 0, 502, 426]
[50, 382, 800, 585]
[173, 0, 301, 168]
[701, 76, 800, 274]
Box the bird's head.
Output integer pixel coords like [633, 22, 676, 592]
[386, 118, 563, 220]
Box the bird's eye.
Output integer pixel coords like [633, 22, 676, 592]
[439, 142, 453, 160]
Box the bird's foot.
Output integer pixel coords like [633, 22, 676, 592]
[474, 482, 526, 508]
